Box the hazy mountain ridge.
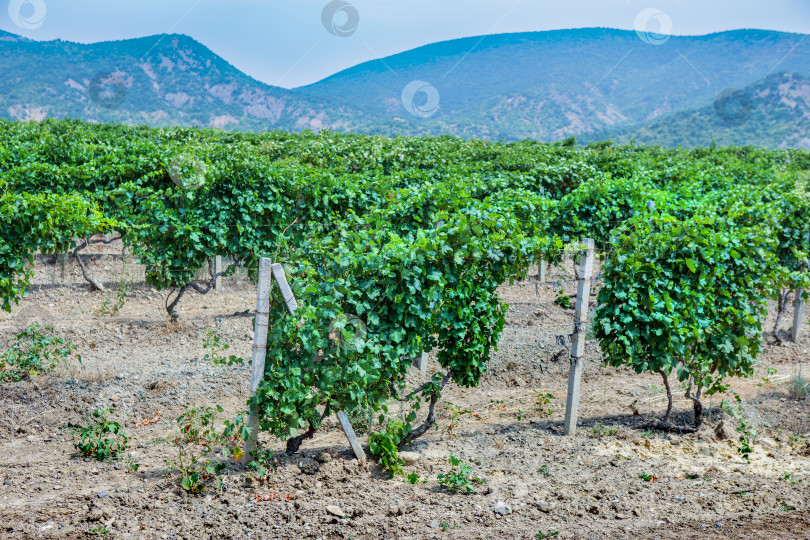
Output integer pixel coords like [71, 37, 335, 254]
[592, 73, 810, 149]
[2, 27, 809, 147]
[0, 30, 369, 131]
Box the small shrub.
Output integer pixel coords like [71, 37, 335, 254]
[437, 454, 484, 494]
[786, 368, 809, 399]
[166, 405, 229, 493]
[369, 419, 407, 477]
[72, 408, 130, 461]
[1, 324, 80, 382]
[536, 531, 559, 539]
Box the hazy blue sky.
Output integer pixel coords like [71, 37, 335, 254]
[3, 0, 809, 88]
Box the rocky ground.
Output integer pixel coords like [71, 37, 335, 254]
[0, 252, 808, 539]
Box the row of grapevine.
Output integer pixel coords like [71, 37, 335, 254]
[1, 118, 808, 451]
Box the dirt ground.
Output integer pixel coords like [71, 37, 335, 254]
[0, 251, 809, 539]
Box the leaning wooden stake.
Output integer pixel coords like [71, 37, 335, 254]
[269, 263, 365, 462]
[242, 258, 273, 465]
[564, 238, 595, 436]
[792, 288, 805, 343]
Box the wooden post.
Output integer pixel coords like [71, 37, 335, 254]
[242, 258, 273, 465]
[792, 289, 805, 343]
[564, 238, 595, 436]
[416, 300, 436, 375]
[268, 263, 364, 461]
[214, 256, 223, 292]
[538, 260, 547, 283]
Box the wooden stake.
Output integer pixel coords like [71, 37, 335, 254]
[539, 260, 547, 283]
[270, 263, 298, 314]
[792, 289, 805, 343]
[242, 258, 272, 465]
[337, 411, 366, 462]
[214, 256, 223, 292]
[564, 238, 594, 436]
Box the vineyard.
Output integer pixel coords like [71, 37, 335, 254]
[1, 118, 809, 538]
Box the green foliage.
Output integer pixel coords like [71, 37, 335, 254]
[2, 118, 809, 453]
[1, 323, 80, 382]
[553, 287, 571, 309]
[437, 454, 483, 494]
[201, 328, 243, 366]
[596, 213, 781, 427]
[369, 419, 407, 477]
[72, 408, 130, 461]
[536, 531, 560, 539]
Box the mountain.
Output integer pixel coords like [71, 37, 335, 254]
[0, 29, 367, 131]
[2, 27, 810, 147]
[299, 28, 810, 142]
[591, 72, 810, 149]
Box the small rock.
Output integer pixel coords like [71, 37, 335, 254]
[398, 451, 421, 465]
[325, 505, 344, 517]
[429, 519, 439, 529]
[493, 501, 512, 516]
[299, 457, 320, 475]
[615, 513, 629, 520]
[315, 452, 332, 464]
[588, 505, 600, 515]
[536, 501, 556, 513]
[97, 491, 109, 499]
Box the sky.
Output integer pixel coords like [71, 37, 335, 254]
[2, 0, 810, 88]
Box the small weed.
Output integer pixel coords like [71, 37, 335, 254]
[639, 472, 658, 482]
[89, 526, 110, 535]
[533, 390, 554, 416]
[553, 288, 571, 309]
[437, 454, 484, 494]
[758, 367, 779, 387]
[71, 408, 130, 461]
[98, 256, 132, 316]
[201, 328, 244, 366]
[440, 521, 461, 531]
[538, 465, 551, 477]
[536, 531, 560, 539]
[166, 405, 229, 493]
[406, 472, 419, 484]
[441, 401, 476, 440]
[125, 457, 140, 473]
[783, 471, 799, 485]
[515, 409, 526, 421]
[590, 422, 617, 438]
[1, 324, 80, 383]
[722, 392, 756, 462]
